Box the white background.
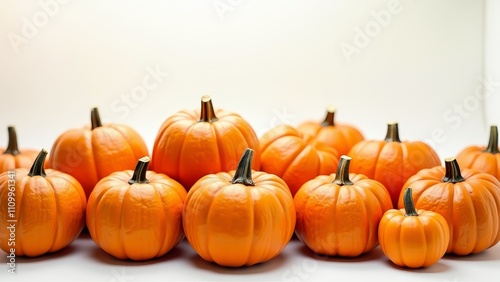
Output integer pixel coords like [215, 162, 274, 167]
[1, 0, 499, 281]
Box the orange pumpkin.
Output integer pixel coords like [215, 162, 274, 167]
[86, 156, 186, 261]
[398, 157, 500, 255]
[348, 122, 441, 208]
[0, 126, 39, 173]
[296, 106, 365, 155]
[47, 107, 149, 198]
[152, 96, 261, 190]
[456, 125, 500, 180]
[0, 149, 86, 257]
[182, 148, 295, 267]
[259, 124, 339, 196]
[294, 155, 392, 257]
[379, 188, 449, 268]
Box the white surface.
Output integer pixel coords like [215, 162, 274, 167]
[1, 0, 500, 281]
[1, 232, 499, 282]
[0, 0, 491, 160]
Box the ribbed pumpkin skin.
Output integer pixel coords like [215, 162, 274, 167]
[0, 126, 39, 173]
[294, 168, 392, 256]
[456, 125, 500, 180]
[151, 101, 261, 190]
[379, 208, 449, 268]
[47, 109, 149, 199]
[296, 109, 364, 156]
[259, 124, 339, 196]
[0, 151, 86, 257]
[182, 170, 296, 267]
[348, 123, 441, 208]
[398, 162, 500, 255]
[86, 169, 186, 261]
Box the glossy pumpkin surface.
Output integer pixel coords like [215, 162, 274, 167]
[296, 106, 364, 155]
[348, 122, 441, 208]
[47, 107, 149, 198]
[260, 124, 339, 196]
[0, 126, 39, 173]
[456, 125, 500, 180]
[398, 158, 500, 255]
[294, 155, 392, 257]
[0, 149, 86, 257]
[379, 188, 449, 268]
[182, 149, 295, 267]
[152, 96, 261, 190]
[86, 156, 187, 261]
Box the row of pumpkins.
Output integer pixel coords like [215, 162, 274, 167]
[0, 95, 499, 269]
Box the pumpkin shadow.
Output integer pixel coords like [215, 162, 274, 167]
[188, 252, 288, 274]
[298, 244, 385, 262]
[88, 244, 184, 266]
[442, 247, 500, 262]
[0, 244, 78, 264]
[383, 258, 451, 273]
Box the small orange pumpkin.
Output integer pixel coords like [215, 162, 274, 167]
[86, 156, 187, 261]
[0, 149, 86, 257]
[398, 157, 500, 255]
[456, 125, 500, 180]
[259, 124, 339, 196]
[0, 126, 39, 173]
[348, 122, 441, 208]
[294, 155, 392, 257]
[379, 188, 449, 268]
[152, 95, 261, 190]
[296, 106, 365, 155]
[47, 107, 149, 198]
[182, 148, 296, 267]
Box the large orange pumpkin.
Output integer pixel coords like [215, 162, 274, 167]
[47, 107, 149, 198]
[379, 188, 449, 268]
[0, 126, 39, 173]
[259, 124, 339, 196]
[0, 149, 86, 257]
[294, 155, 392, 257]
[296, 106, 365, 155]
[182, 148, 295, 267]
[86, 156, 186, 261]
[151, 95, 261, 190]
[398, 157, 500, 255]
[456, 125, 500, 180]
[348, 122, 441, 207]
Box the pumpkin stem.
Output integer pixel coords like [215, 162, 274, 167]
[384, 122, 401, 142]
[91, 107, 103, 129]
[28, 149, 48, 177]
[321, 106, 336, 127]
[199, 95, 218, 123]
[231, 149, 255, 186]
[483, 125, 499, 154]
[442, 157, 465, 183]
[3, 126, 20, 156]
[128, 156, 150, 184]
[403, 188, 418, 216]
[333, 155, 354, 186]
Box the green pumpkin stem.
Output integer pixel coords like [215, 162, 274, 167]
[91, 107, 103, 129]
[442, 157, 465, 183]
[333, 155, 354, 186]
[3, 126, 20, 156]
[128, 156, 150, 184]
[321, 106, 336, 127]
[384, 122, 401, 142]
[484, 125, 499, 154]
[28, 149, 48, 177]
[199, 95, 218, 123]
[403, 188, 418, 217]
[231, 149, 255, 186]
